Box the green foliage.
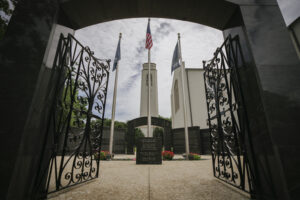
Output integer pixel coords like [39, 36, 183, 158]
[134, 128, 144, 140]
[103, 118, 127, 129]
[91, 118, 127, 130]
[158, 115, 171, 122]
[94, 151, 111, 160]
[153, 127, 164, 138]
[158, 115, 172, 128]
[188, 153, 201, 160]
[62, 81, 88, 128]
[134, 128, 144, 146]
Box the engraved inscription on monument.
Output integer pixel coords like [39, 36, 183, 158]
[136, 138, 162, 164]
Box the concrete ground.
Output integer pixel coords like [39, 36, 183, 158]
[48, 155, 250, 200]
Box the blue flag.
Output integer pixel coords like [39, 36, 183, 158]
[113, 38, 121, 71]
[171, 41, 181, 73]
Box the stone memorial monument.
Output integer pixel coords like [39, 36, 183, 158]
[136, 137, 162, 164]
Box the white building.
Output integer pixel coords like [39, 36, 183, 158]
[138, 63, 159, 137]
[170, 63, 208, 130]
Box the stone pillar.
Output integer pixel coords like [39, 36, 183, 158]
[224, 1, 300, 199]
[0, 0, 64, 199]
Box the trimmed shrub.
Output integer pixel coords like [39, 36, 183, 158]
[94, 150, 112, 160]
[188, 153, 201, 160]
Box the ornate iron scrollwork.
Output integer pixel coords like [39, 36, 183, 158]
[44, 34, 110, 194]
[203, 35, 255, 195]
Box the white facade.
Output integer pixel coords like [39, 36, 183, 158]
[138, 63, 159, 137]
[171, 65, 208, 129]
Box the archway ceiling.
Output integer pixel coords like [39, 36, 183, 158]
[59, 0, 240, 30]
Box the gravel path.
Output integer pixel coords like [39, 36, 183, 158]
[48, 155, 250, 200]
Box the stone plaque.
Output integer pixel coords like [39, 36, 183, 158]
[136, 138, 162, 164]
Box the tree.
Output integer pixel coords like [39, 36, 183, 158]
[61, 80, 88, 128]
[158, 115, 171, 122]
[134, 128, 144, 145]
[153, 127, 164, 138]
[0, 0, 18, 40]
[114, 120, 128, 129]
[91, 118, 128, 129]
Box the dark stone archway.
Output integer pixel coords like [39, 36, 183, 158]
[0, 0, 300, 199]
[126, 117, 172, 154]
[58, 0, 240, 30]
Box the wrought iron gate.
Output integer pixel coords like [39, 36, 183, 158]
[43, 34, 110, 195]
[203, 35, 255, 196]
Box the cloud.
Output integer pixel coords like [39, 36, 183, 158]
[75, 18, 223, 122]
[154, 22, 174, 39]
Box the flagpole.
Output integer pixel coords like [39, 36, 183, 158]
[178, 33, 190, 159]
[109, 33, 122, 155]
[147, 45, 151, 136]
[147, 18, 152, 138]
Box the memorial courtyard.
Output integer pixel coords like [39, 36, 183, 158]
[48, 156, 249, 200]
[1, 0, 300, 199]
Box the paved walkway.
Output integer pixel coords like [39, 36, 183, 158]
[48, 156, 250, 200]
[113, 154, 185, 160]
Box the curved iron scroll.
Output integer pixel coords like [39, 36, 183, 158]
[45, 34, 110, 194]
[203, 35, 255, 195]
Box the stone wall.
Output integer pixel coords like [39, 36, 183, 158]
[101, 127, 127, 154]
[58, 127, 127, 154]
[199, 129, 211, 155]
[171, 126, 211, 155]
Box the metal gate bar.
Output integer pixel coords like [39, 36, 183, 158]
[43, 34, 110, 195]
[203, 35, 255, 196]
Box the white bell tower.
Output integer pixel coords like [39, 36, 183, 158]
[139, 63, 159, 136]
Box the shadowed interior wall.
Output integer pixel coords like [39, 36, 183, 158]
[0, 0, 60, 199]
[223, 2, 300, 198]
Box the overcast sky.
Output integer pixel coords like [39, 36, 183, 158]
[2, 0, 298, 122]
[72, 1, 300, 123]
[74, 18, 223, 122]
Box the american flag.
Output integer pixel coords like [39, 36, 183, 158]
[145, 19, 153, 49]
